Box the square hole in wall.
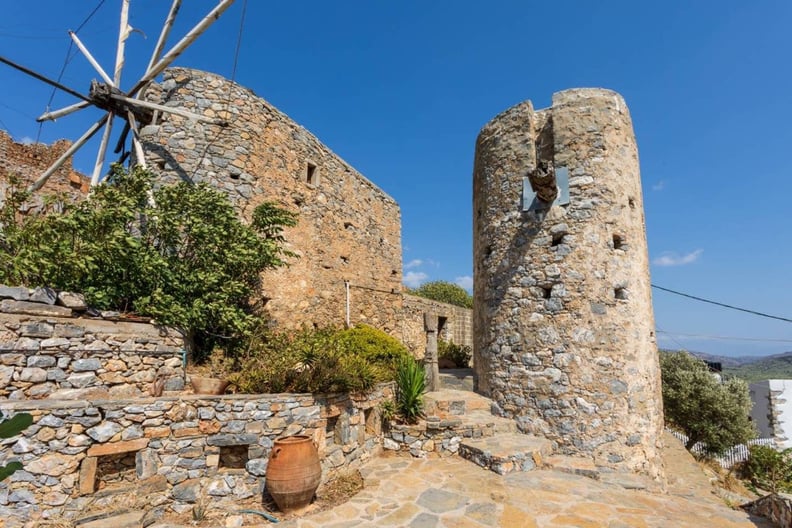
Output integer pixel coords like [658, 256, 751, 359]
[96, 452, 137, 491]
[542, 287, 552, 299]
[219, 445, 249, 469]
[552, 233, 565, 246]
[326, 415, 339, 448]
[615, 287, 628, 300]
[305, 161, 319, 185]
[613, 234, 625, 250]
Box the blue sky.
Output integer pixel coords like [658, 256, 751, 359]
[1, 1, 791, 357]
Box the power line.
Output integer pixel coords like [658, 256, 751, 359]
[652, 284, 792, 324]
[656, 330, 792, 344]
[36, 0, 107, 143]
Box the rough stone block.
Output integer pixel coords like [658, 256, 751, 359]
[29, 287, 57, 305]
[0, 286, 30, 301]
[1, 300, 72, 317]
[21, 322, 54, 338]
[86, 437, 148, 457]
[57, 291, 88, 310]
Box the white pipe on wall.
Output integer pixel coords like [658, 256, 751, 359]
[345, 281, 351, 328]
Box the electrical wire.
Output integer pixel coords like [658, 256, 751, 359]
[656, 331, 792, 344]
[35, 0, 107, 143]
[652, 284, 792, 324]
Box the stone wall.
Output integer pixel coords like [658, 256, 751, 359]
[139, 68, 403, 334]
[472, 89, 664, 480]
[0, 130, 89, 210]
[398, 294, 473, 357]
[742, 493, 792, 528]
[0, 385, 392, 524]
[0, 286, 185, 400]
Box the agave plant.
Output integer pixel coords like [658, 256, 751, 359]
[396, 357, 426, 424]
[0, 413, 33, 482]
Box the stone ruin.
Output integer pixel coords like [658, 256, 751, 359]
[473, 88, 665, 481]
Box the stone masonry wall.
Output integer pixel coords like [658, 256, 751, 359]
[0, 385, 392, 524]
[0, 286, 185, 400]
[139, 68, 403, 334]
[473, 89, 663, 480]
[398, 294, 473, 358]
[0, 130, 89, 210]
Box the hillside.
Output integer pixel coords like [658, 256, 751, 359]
[668, 349, 792, 383]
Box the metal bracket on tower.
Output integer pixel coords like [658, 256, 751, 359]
[522, 166, 570, 211]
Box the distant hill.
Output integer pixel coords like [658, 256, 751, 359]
[661, 349, 792, 383]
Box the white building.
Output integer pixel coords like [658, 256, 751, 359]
[749, 380, 792, 448]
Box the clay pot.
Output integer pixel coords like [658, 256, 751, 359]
[189, 376, 229, 395]
[266, 435, 322, 512]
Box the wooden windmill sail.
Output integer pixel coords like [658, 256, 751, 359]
[0, 0, 236, 193]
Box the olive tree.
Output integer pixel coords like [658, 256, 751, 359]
[660, 350, 755, 455]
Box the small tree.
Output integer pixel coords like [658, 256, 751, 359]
[660, 351, 755, 456]
[0, 165, 297, 356]
[409, 280, 472, 308]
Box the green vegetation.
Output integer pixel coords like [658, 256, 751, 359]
[660, 351, 755, 456]
[438, 339, 472, 368]
[229, 324, 412, 394]
[395, 356, 426, 423]
[0, 166, 296, 356]
[0, 413, 32, 482]
[724, 355, 792, 383]
[409, 280, 473, 308]
[739, 444, 792, 493]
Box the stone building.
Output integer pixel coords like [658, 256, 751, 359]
[138, 68, 403, 334]
[473, 89, 664, 480]
[0, 130, 89, 211]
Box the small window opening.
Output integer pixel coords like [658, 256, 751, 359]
[613, 234, 624, 250]
[219, 445, 249, 469]
[305, 162, 318, 185]
[391, 269, 398, 276]
[552, 233, 565, 247]
[344, 221, 354, 229]
[326, 416, 339, 448]
[542, 287, 552, 299]
[628, 197, 635, 209]
[615, 288, 628, 300]
[340, 256, 349, 264]
[96, 452, 137, 491]
[155, 159, 166, 171]
[484, 246, 493, 258]
[230, 172, 240, 180]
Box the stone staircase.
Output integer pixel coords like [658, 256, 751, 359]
[424, 375, 554, 476]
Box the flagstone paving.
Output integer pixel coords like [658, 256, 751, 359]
[273, 437, 773, 528]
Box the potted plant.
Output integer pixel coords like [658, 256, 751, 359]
[190, 348, 234, 395]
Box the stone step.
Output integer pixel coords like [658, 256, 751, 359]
[458, 432, 553, 475]
[424, 389, 493, 418]
[439, 368, 474, 391]
[543, 455, 659, 491]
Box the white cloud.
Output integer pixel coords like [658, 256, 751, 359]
[652, 180, 666, 191]
[455, 276, 473, 292]
[403, 271, 429, 288]
[20, 136, 34, 145]
[652, 249, 703, 267]
[404, 259, 423, 269]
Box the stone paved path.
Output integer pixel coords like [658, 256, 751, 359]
[276, 447, 772, 528]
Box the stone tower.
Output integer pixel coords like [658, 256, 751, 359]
[473, 89, 663, 479]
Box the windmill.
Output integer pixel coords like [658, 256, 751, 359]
[0, 0, 237, 193]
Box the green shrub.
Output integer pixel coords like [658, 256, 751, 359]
[438, 340, 472, 368]
[740, 444, 792, 493]
[0, 413, 32, 482]
[229, 325, 410, 394]
[0, 165, 297, 357]
[396, 356, 425, 424]
[409, 281, 472, 308]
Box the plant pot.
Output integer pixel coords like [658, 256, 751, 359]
[190, 375, 229, 395]
[266, 435, 322, 512]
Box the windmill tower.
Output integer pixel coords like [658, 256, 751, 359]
[0, 0, 237, 193]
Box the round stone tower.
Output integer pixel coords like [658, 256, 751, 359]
[473, 89, 663, 479]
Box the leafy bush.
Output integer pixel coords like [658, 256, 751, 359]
[229, 325, 411, 394]
[438, 340, 471, 368]
[0, 166, 297, 356]
[409, 280, 472, 308]
[0, 413, 32, 482]
[396, 356, 426, 423]
[740, 444, 792, 493]
[660, 351, 755, 456]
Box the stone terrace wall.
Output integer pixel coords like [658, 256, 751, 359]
[0, 130, 89, 210]
[0, 385, 392, 524]
[0, 287, 184, 400]
[398, 294, 473, 357]
[140, 68, 403, 335]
